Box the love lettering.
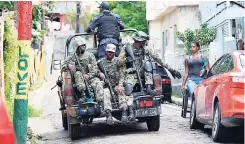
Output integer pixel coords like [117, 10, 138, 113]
[16, 46, 29, 95]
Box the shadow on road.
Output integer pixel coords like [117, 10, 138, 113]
[40, 121, 151, 142]
[79, 122, 148, 139]
[201, 127, 244, 144]
[182, 115, 244, 144]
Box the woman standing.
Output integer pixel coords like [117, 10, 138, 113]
[181, 41, 210, 96]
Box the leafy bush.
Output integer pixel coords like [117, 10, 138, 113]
[176, 24, 216, 54]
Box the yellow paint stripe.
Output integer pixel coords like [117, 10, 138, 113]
[15, 40, 31, 100]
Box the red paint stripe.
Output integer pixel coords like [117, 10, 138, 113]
[18, 1, 32, 40]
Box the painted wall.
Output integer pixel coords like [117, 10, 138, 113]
[147, 4, 200, 96]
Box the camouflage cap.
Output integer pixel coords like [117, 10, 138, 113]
[132, 31, 149, 42]
[106, 44, 116, 53]
[73, 36, 86, 48]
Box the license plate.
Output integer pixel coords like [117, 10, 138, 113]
[135, 108, 158, 117]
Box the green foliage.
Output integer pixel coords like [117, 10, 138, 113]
[176, 24, 216, 54]
[32, 2, 56, 43]
[108, 1, 148, 33]
[0, 1, 15, 11]
[3, 15, 19, 120]
[3, 16, 18, 102]
[28, 105, 43, 117]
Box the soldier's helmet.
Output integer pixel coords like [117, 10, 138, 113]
[73, 36, 86, 49]
[132, 31, 149, 42]
[106, 44, 116, 53]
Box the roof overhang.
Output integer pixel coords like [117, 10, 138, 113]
[153, 6, 177, 20]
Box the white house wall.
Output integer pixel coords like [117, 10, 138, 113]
[200, 1, 245, 27]
[148, 20, 163, 57]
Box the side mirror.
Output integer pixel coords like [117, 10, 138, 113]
[125, 43, 135, 61]
[201, 70, 208, 79]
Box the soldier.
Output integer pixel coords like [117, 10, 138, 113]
[118, 31, 182, 95]
[85, 2, 125, 59]
[98, 44, 134, 123]
[61, 37, 113, 125]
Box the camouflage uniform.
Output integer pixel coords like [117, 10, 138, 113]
[61, 37, 112, 111]
[99, 43, 134, 122]
[98, 57, 133, 110]
[118, 31, 181, 94]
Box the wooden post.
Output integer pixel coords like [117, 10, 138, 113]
[13, 2, 32, 144]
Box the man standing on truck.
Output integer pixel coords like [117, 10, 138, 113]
[61, 37, 113, 125]
[98, 44, 135, 123]
[118, 31, 182, 95]
[85, 2, 125, 59]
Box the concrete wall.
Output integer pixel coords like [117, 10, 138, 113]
[147, 5, 200, 96]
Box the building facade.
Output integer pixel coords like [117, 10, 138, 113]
[146, 1, 200, 94]
[199, 1, 245, 65]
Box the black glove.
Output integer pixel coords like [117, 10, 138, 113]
[169, 69, 182, 79]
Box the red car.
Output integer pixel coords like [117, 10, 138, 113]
[190, 50, 244, 142]
[0, 96, 16, 144]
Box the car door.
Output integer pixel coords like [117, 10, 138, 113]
[205, 54, 234, 119]
[196, 56, 224, 118]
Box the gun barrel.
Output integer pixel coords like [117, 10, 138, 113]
[74, 53, 91, 95]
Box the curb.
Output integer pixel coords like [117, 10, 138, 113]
[171, 96, 183, 106]
[171, 96, 192, 107]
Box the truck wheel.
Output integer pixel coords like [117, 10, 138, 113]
[68, 116, 82, 140]
[62, 114, 68, 130]
[189, 98, 204, 129]
[212, 102, 227, 142]
[146, 115, 160, 131]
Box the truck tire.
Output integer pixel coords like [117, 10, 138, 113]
[146, 115, 160, 131]
[68, 116, 82, 140]
[62, 114, 68, 130]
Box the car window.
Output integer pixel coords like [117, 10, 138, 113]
[240, 55, 245, 68]
[208, 55, 226, 77]
[216, 54, 234, 74]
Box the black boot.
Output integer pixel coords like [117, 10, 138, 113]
[121, 108, 128, 123]
[106, 110, 113, 125]
[128, 106, 135, 121]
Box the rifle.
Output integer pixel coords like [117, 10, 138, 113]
[125, 44, 145, 95]
[73, 52, 92, 97]
[97, 61, 118, 108]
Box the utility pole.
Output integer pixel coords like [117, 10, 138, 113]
[76, 1, 81, 33]
[13, 1, 32, 144]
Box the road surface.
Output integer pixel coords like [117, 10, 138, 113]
[28, 71, 244, 144]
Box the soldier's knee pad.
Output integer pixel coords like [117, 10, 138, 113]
[124, 83, 133, 96]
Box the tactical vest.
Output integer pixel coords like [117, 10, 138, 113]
[102, 58, 119, 87]
[126, 47, 145, 69]
[74, 52, 91, 73]
[97, 12, 120, 42]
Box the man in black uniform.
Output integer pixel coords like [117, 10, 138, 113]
[85, 2, 125, 59]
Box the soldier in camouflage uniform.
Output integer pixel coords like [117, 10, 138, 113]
[118, 31, 182, 95]
[98, 44, 134, 123]
[61, 37, 113, 125]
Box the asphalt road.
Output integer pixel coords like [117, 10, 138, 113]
[28, 71, 244, 144]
